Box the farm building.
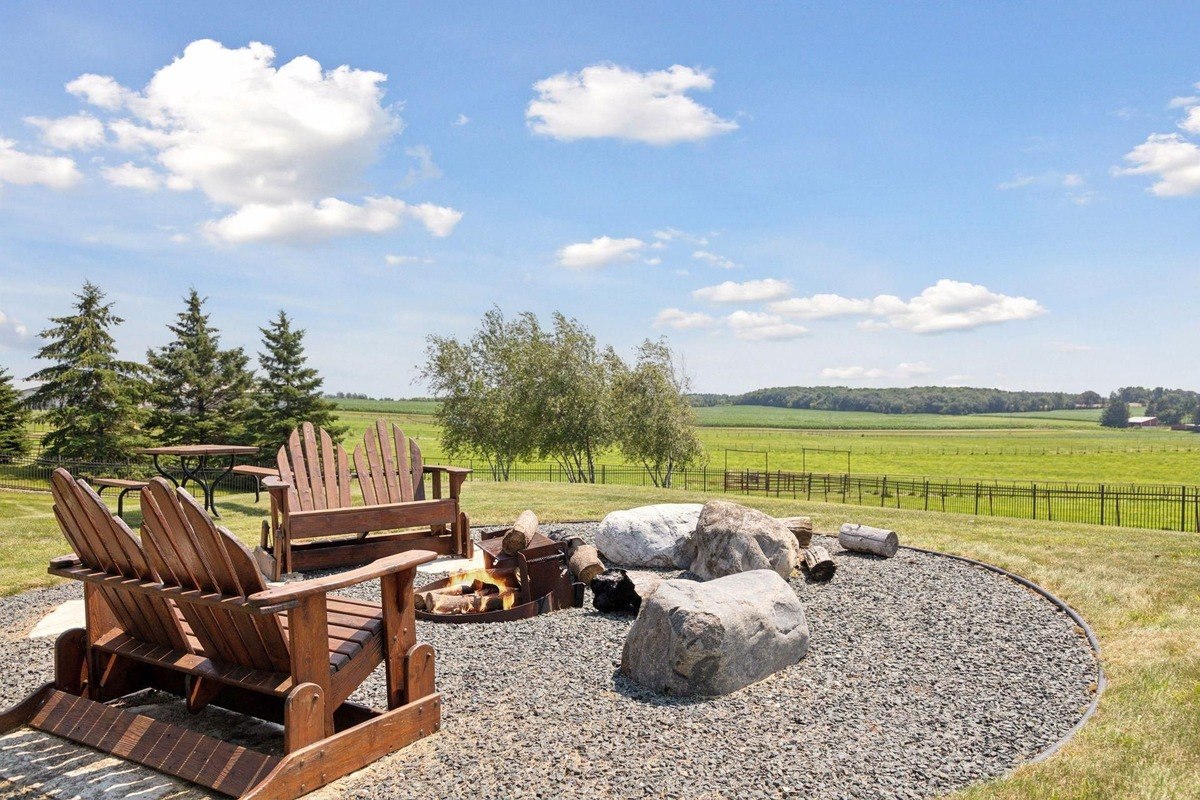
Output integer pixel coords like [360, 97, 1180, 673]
[1127, 416, 1159, 427]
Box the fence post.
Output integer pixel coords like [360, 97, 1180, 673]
[601, 464, 606, 484]
[881, 476, 887, 507]
[1032, 483, 1037, 519]
[1100, 484, 1105, 525]
[1182, 485, 1188, 532]
[974, 483, 980, 516]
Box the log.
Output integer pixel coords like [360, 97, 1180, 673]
[591, 568, 642, 615]
[501, 510, 539, 555]
[838, 523, 899, 558]
[803, 546, 836, 582]
[777, 516, 814, 548]
[567, 544, 604, 585]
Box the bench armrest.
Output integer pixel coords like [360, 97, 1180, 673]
[245, 549, 438, 611]
[422, 464, 472, 476]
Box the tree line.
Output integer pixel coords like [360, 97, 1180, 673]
[1101, 387, 1200, 428]
[697, 385, 1101, 415]
[0, 281, 343, 463]
[422, 307, 703, 487]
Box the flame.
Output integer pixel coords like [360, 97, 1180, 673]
[434, 567, 520, 612]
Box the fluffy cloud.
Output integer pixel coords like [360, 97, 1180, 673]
[0, 139, 81, 189]
[769, 279, 1045, 334]
[385, 254, 434, 265]
[527, 64, 737, 145]
[204, 197, 462, 244]
[556, 236, 645, 269]
[67, 39, 461, 243]
[402, 145, 441, 187]
[692, 278, 791, 304]
[725, 310, 809, 341]
[0, 311, 30, 348]
[693, 250, 737, 269]
[1116, 133, 1200, 196]
[452, 113, 470, 127]
[102, 161, 162, 190]
[654, 308, 716, 330]
[820, 362, 935, 381]
[24, 113, 105, 150]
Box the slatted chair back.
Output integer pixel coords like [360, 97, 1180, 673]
[276, 421, 353, 513]
[49, 468, 189, 652]
[353, 419, 425, 505]
[139, 478, 292, 674]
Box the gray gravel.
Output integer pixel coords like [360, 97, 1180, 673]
[0, 525, 1097, 800]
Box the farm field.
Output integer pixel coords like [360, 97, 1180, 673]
[325, 400, 1200, 486]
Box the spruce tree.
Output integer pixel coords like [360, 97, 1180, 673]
[26, 281, 146, 461]
[0, 367, 30, 460]
[245, 310, 345, 453]
[146, 289, 255, 444]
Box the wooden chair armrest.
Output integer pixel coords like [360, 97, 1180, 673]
[263, 476, 290, 490]
[422, 464, 472, 476]
[245, 550, 438, 611]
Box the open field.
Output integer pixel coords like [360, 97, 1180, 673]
[1, 481, 1198, 799]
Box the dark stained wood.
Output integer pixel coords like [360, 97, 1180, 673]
[404, 643, 436, 706]
[381, 569, 416, 709]
[53, 628, 87, 695]
[286, 498, 458, 539]
[283, 683, 324, 754]
[0, 683, 53, 733]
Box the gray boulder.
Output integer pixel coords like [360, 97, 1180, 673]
[595, 503, 702, 569]
[689, 500, 799, 580]
[620, 570, 809, 696]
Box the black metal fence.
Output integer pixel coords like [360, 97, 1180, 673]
[3, 455, 1198, 533]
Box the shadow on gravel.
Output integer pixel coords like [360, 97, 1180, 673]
[610, 669, 714, 707]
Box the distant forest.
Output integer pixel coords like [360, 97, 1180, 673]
[689, 385, 1196, 418]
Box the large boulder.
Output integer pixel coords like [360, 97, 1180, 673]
[689, 500, 799, 580]
[620, 570, 809, 696]
[595, 503, 702, 569]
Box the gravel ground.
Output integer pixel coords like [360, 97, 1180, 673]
[0, 525, 1097, 800]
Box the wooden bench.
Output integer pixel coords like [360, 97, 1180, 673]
[0, 469, 441, 800]
[233, 464, 279, 503]
[91, 477, 148, 517]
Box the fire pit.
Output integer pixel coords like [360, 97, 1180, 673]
[416, 526, 584, 623]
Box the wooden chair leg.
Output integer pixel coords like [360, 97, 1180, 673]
[288, 595, 333, 736]
[381, 569, 417, 709]
[53, 629, 87, 695]
[404, 643, 435, 701]
[283, 683, 325, 754]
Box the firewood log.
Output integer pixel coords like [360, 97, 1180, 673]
[838, 523, 899, 558]
[803, 546, 836, 582]
[501, 510, 539, 555]
[568, 544, 604, 584]
[777, 516, 814, 548]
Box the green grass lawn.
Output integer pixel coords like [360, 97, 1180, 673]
[2, 481, 1198, 798]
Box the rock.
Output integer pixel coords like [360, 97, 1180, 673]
[689, 500, 799, 580]
[777, 516, 814, 548]
[620, 570, 809, 696]
[595, 503, 702, 569]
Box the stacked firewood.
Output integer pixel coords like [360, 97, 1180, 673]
[415, 577, 515, 614]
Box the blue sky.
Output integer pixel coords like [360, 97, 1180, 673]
[1, 2, 1198, 396]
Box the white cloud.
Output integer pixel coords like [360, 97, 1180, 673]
[169, 233, 189, 243]
[527, 63, 737, 145]
[102, 161, 162, 190]
[654, 308, 716, 330]
[693, 250, 737, 269]
[770, 279, 1046, 334]
[644, 257, 662, 266]
[997, 175, 1036, 190]
[65, 73, 133, 110]
[0, 139, 81, 189]
[204, 197, 462, 244]
[385, 254, 434, 265]
[402, 144, 441, 187]
[24, 113, 105, 150]
[555, 236, 644, 269]
[692, 278, 792, 304]
[67, 39, 461, 243]
[1062, 173, 1085, 187]
[653, 227, 708, 245]
[0, 311, 30, 348]
[453, 113, 470, 126]
[1116, 133, 1200, 196]
[725, 310, 809, 341]
[997, 171, 1089, 199]
[820, 362, 935, 381]
[1169, 95, 1200, 109]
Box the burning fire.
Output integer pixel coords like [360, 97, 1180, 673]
[419, 567, 520, 613]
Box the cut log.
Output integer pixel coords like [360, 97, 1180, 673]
[838, 523, 899, 558]
[568, 544, 604, 584]
[803, 546, 836, 582]
[591, 568, 642, 615]
[777, 516, 814, 548]
[501, 510, 539, 555]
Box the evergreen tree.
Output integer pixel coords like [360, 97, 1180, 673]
[245, 310, 345, 453]
[0, 367, 30, 461]
[1100, 394, 1130, 429]
[26, 281, 146, 461]
[146, 290, 254, 444]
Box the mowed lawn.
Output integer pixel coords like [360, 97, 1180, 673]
[2, 482, 1198, 799]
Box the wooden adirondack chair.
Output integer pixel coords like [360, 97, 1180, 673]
[255, 419, 472, 580]
[0, 469, 440, 800]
